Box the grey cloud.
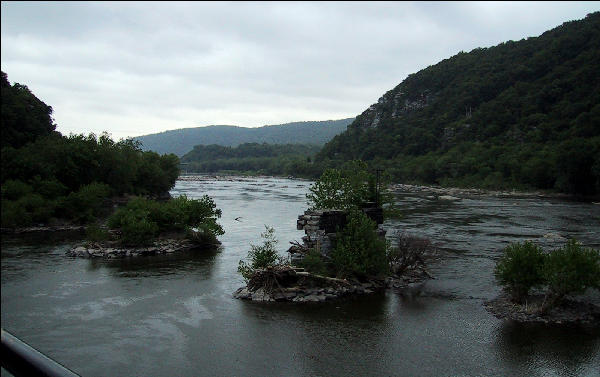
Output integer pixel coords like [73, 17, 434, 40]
[2, 1, 599, 140]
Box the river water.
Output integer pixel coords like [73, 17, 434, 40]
[1, 177, 599, 377]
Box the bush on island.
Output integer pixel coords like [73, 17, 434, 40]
[331, 210, 388, 279]
[107, 195, 223, 247]
[494, 241, 546, 303]
[543, 239, 600, 305]
[495, 239, 600, 308]
[238, 226, 285, 281]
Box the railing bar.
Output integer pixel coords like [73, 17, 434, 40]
[1, 328, 81, 377]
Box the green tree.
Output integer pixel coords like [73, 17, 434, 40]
[238, 226, 283, 280]
[1, 71, 56, 148]
[306, 160, 373, 210]
[331, 210, 388, 279]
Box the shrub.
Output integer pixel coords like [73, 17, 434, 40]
[118, 212, 159, 246]
[387, 233, 433, 275]
[61, 182, 111, 223]
[107, 195, 224, 247]
[85, 224, 110, 243]
[0, 193, 57, 227]
[331, 210, 388, 279]
[1, 199, 31, 227]
[31, 177, 68, 199]
[494, 241, 545, 303]
[300, 246, 328, 276]
[543, 239, 600, 302]
[238, 226, 284, 280]
[186, 224, 220, 247]
[1, 179, 33, 200]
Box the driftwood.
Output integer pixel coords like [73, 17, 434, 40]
[245, 265, 355, 294]
[295, 271, 352, 287]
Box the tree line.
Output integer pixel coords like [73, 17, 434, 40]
[1, 71, 180, 228]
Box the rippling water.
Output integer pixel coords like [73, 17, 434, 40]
[2, 177, 599, 377]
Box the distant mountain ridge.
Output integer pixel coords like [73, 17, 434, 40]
[135, 118, 354, 156]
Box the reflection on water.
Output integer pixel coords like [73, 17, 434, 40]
[2, 177, 599, 377]
[495, 322, 600, 377]
[87, 247, 222, 278]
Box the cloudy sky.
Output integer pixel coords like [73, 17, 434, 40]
[2, 1, 599, 140]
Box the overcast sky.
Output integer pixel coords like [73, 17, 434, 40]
[2, 1, 599, 141]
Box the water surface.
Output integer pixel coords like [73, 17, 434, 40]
[2, 177, 599, 376]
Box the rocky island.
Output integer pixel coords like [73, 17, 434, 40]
[234, 162, 436, 303]
[484, 240, 600, 325]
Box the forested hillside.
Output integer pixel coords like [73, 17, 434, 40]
[135, 118, 353, 157]
[317, 12, 600, 196]
[180, 143, 322, 177]
[1, 71, 180, 228]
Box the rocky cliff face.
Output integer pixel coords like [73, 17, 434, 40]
[352, 85, 435, 130]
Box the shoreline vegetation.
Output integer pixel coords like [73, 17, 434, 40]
[1, 70, 225, 249]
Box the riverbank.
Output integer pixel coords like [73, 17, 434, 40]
[484, 292, 600, 325]
[1, 225, 86, 234]
[177, 173, 595, 201]
[390, 183, 577, 200]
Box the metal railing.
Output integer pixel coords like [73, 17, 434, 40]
[1, 328, 80, 377]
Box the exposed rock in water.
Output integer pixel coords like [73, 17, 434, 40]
[542, 232, 566, 240]
[66, 239, 207, 259]
[233, 266, 386, 302]
[484, 293, 600, 325]
[1, 225, 86, 234]
[437, 195, 460, 201]
[233, 265, 434, 303]
[391, 183, 571, 200]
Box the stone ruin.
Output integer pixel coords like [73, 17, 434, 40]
[289, 203, 385, 263]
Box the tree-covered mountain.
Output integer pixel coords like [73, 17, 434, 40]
[180, 143, 322, 177]
[317, 12, 600, 196]
[135, 118, 354, 157]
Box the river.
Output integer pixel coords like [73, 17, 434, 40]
[1, 177, 599, 376]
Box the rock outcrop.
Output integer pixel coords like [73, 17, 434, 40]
[233, 266, 385, 302]
[290, 205, 385, 263]
[67, 239, 200, 259]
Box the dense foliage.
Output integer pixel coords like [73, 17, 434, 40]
[495, 239, 600, 307]
[331, 210, 388, 279]
[136, 118, 353, 156]
[107, 195, 224, 246]
[543, 239, 600, 301]
[306, 160, 377, 210]
[1, 71, 56, 149]
[317, 13, 600, 196]
[494, 241, 546, 302]
[181, 142, 323, 177]
[1, 71, 180, 228]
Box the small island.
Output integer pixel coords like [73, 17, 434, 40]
[234, 161, 435, 302]
[65, 194, 224, 258]
[485, 240, 600, 324]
